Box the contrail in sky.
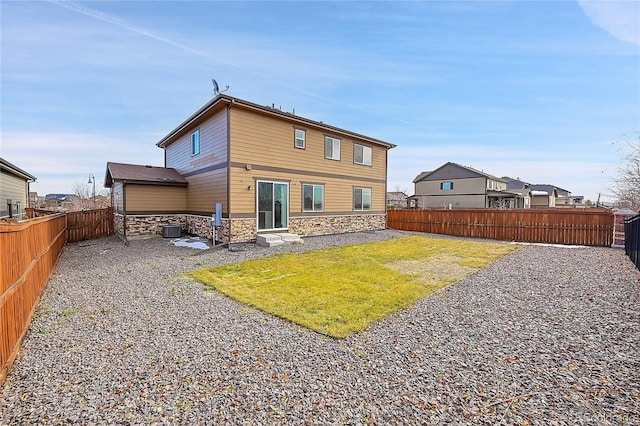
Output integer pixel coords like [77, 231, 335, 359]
[48, 0, 419, 127]
[49, 0, 216, 59]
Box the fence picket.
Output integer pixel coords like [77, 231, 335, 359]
[1, 214, 66, 384]
[1, 207, 114, 384]
[387, 208, 614, 247]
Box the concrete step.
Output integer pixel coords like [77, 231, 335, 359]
[256, 233, 303, 247]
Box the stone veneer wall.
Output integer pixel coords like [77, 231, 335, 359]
[185, 215, 230, 243]
[289, 213, 386, 238]
[185, 215, 213, 240]
[125, 215, 187, 237]
[226, 214, 386, 244]
[121, 213, 386, 243]
[229, 218, 257, 243]
[114, 214, 125, 237]
[122, 214, 231, 243]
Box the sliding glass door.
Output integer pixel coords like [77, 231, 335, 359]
[257, 181, 288, 231]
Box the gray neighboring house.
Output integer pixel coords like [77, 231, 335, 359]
[410, 162, 528, 209]
[0, 158, 37, 219]
[506, 179, 584, 207]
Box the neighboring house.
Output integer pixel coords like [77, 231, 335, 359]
[44, 194, 77, 210]
[506, 179, 583, 208]
[0, 158, 37, 219]
[386, 191, 408, 209]
[410, 162, 526, 208]
[107, 94, 395, 243]
[104, 162, 188, 237]
[530, 184, 584, 207]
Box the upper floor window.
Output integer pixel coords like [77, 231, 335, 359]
[191, 130, 200, 155]
[354, 187, 372, 211]
[354, 144, 372, 166]
[303, 183, 324, 212]
[294, 128, 306, 149]
[324, 136, 341, 161]
[440, 181, 453, 190]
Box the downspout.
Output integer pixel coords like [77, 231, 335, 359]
[25, 177, 36, 219]
[226, 101, 232, 244]
[26, 177, 36, 208]
[485, 178, 489, 208]
[385, 148, 389, 226]
[123, 180, 127, 240]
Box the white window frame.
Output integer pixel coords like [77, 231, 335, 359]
[353, 187, 372, 211]
[354, 143, 372, 166]
[294, 128, 306, 149]
[302, 183, 324, 212]
[324, 136, 341, 161]
[191, 129, 200, 155]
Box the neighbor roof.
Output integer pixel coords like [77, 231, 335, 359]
[156, 94, 397, 150]
[413, 162, 507, 183]
[0, 157, 37, 181]
[412, 171, 432, 183]
[104, 162, 188, 187]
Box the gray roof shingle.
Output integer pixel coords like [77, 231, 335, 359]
[104, 162, 187, 187]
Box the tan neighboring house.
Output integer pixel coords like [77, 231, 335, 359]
[386, 191, 408, 209]
[410, 162, 528, 209]
[106, 94, 395, 243]
[0, 157, 37, 219]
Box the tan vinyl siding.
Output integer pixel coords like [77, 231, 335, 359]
[185, 168, 228, 214]
[229, 167, 386, 216]
[227, 107, 387, 216]
[165, 108, 228, 174]
[0, 170, 28, 217]
[125, 184, 187, 212]
[228, 108, 387, 182]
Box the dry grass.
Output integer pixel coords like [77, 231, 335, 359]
[189, 236, 519, 337]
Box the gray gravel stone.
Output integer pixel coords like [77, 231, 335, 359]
[1, 230, 638, 425]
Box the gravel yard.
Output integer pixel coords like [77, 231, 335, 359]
[1, 230, 639, 425]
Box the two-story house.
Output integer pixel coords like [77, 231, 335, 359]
[106, 94, 395, 243]
[410, 162, 526, 208]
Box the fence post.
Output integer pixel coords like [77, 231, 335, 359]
[612, 201, 637, 248]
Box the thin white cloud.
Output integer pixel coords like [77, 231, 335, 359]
[2, 132, 164, 194]
[578, 1, 640, 46]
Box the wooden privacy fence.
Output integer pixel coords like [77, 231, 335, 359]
[388, 208, 614, 247]
[26, 207, 114, 242]
[0, 213, 67, 384]
[66, 207, 114, 242]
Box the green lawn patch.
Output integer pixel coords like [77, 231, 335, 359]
[189, 235, 518, 338]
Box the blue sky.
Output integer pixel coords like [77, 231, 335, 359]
[1, 1, 639, 202]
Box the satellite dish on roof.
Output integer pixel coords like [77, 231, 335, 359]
[212, 78, 229, 95]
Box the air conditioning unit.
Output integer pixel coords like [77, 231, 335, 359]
[162, 225, 181, 238]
